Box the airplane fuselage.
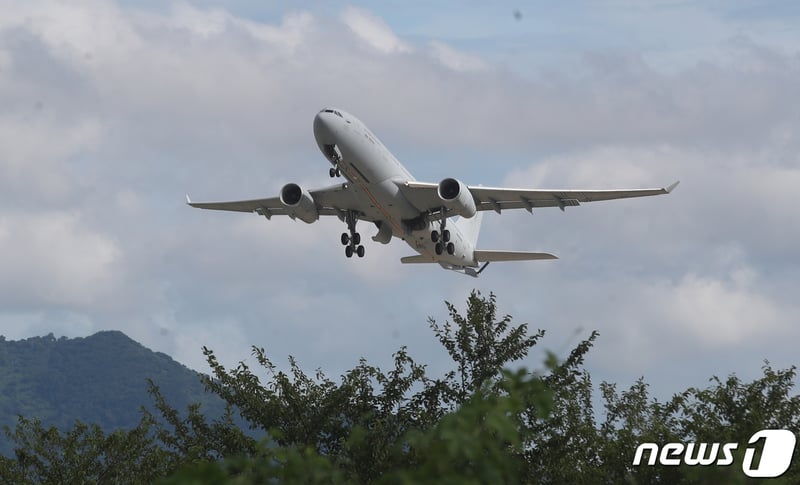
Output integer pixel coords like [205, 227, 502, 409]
[313, 108, 476, 268]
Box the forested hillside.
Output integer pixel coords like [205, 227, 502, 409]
[0, 331, 223, 453]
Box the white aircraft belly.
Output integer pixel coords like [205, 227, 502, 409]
[334, 131, 422, 230]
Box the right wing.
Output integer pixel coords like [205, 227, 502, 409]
[400, 180, 679, 215]
[186, 183, 371, 220]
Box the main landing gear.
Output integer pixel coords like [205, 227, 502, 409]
[329, 166, 341, 178]
[431, 207, 454, 256]
[341, 211, 365, 258]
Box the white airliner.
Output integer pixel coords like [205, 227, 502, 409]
[188, 108, 678, 277]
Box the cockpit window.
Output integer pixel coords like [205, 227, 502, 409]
[322, 109, 343, 118]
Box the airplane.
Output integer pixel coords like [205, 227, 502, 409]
[187, 108, 678, 277]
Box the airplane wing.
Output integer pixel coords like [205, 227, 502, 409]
[186, 182, 372, 219]
[400, 180, 679, 215]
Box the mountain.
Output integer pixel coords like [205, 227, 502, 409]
[0, 330, 226, 454]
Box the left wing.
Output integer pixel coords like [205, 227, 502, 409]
[186, 182, 372, 219]
[400, 180, 679, 215]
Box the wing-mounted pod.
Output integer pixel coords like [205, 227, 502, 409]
[279, 183, 319, 223]
[372, 221, 392, 244]
[437, 178, 477, 218]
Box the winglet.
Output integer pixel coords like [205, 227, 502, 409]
[665, 181, 680, 193]
[185, 194, 192, 205]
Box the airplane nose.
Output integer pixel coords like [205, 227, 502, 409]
[313, 111, 336, 143]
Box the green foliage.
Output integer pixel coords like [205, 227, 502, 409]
[430, 291, 545, 402]
[161, 442, 350, 485]
[189, 290, 542, 482]
[162, 368, 553, 485]
[0, 415, 171, 484]
[383, 369, 551, 485]
[1, 290, 799, 484]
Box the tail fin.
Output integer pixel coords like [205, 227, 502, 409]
[456, 212, 483, 247]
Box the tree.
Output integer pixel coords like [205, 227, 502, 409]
[0, 416, 171, 484]
[2, 290, 799, 483]
[430, 291, 545, 403]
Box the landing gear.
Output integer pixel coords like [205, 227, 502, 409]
[325, 144, 342, 178]
[342, 210, 365, 258]
[435, 242, 455, 255]
[431, 208, 454, 255]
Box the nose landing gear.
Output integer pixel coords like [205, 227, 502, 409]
[324, 144, 342, 178]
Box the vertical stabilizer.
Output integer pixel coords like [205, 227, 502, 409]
[456, 212, 483, 247]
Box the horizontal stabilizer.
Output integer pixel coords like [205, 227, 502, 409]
[474, 250, 558, 262]
[400, 255, 436, 264]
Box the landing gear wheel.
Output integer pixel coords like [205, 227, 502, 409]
[434, 206, 449, 252]
[329, 167, 337, 178]
[446, 242, 455, 255]
[335, 168, 341, 177]
[342, 210, 365, 260]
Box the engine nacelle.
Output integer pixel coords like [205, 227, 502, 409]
[437, 178, 477, 218]
[279, 183, 318, 223]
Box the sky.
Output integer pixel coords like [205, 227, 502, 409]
[1, 0, 799, 402]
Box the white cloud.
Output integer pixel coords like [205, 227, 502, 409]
[0, 117, 101, 199]
[341, 6, 411, 54]
[0, 0, 143, 62]
[429, 41, 487, 71]
[659, 270, 790, 346]
[0, 212, 121, 308]
[168, 2, 313, 49]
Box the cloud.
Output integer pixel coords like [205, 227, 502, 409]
[659, 270, 791, 346]
[429, 41, 487, 71]
[0, 1, 798, 397]
[0, 212, 121, 309]
[167, 2, 313, 49]
[341, 6, 411, 54]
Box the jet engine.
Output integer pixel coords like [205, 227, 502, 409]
[279, 183, 318, 223]
[437, 178, 477, 218]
